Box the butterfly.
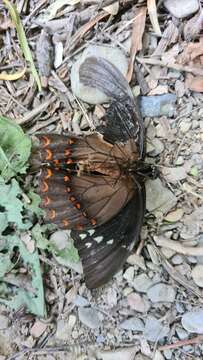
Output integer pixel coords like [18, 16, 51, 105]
[31, 57, 154, 289]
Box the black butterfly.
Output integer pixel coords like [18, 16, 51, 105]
[31, 57, 154, 289]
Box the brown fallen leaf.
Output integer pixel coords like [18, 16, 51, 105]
[0, 67, 26, 81]
[147, 0, 161, 36]
[126, 6, 147, 82]
[152, 21, 178, 57]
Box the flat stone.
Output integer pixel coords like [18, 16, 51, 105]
[162, 166, 187, 183]
[120, 317, 144, 331]
[74, 295, 89, 307]
[56, 318, 76, 341]
[146, 179, 177, 214]
[78, 307, 102, 329]
[191, 265, 203, 287]
[147, 283, 176, 303]
[164, 208, 184, 222]
[144, 316, 169, 342]
[164, 0, 199, 18]
[96, 346, 137, 360]
[0, 315, 9, 330]
[30, 320, 47, 338]
[71, 45, 128, 104]
[127, 292, 150, 313]
[123, 267, 135, 282]
[182, 309, 203, 333]
[133, 273, 154, 293]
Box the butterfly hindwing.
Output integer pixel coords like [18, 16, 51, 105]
[71, 183, 145, 288]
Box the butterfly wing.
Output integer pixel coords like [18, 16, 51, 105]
[32, 133, 135, 229]
[71, 182, 145, 288]
[79, 56, 145, 157]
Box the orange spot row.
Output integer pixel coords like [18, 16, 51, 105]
[45, 169, 52, 179]
[42, 136, 51, 147]
[45, 149, 52, 161]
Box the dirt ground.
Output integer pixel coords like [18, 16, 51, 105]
[0, 1, 203, 359]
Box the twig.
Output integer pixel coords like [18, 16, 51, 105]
[136, 56, 203, 76]
[17, 97, 56, 125]
[154, 236, 203, 256]
[159, 335, 203, 351]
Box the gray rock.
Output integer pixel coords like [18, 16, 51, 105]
[147, 138, 164, 156]
[164, 0, 199, 18]
[133, 273, 154, 293]
[146, 179, 177, 214]
[78, 307, 102, 329]
[182, 309, 203, 333]
[56, 317, 76, 341]
[163, 349, 173, 360]
[147, 283, 176, 303]
[191, 265, 203, 288]
[120, 317, 144, 331]
[74, 295, 89, 307]
[71, 45, 128, 104]
[0, 315, 9, 330]
[144, 316, 169, 342]
[176, 327, 188, 340]
[140, 94, 177, 118]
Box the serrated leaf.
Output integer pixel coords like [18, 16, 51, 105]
[25, 190, 45, 217]
[0, 234, 45, 317]
[0, 177, 24, 228]
[0, 116, 31, 180]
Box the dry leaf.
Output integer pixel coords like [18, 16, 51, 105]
[126, 6, 147, 82]
[147, 0, 161, 36]
[0, 67, 26, 81]
[70, 11, 109, 49]
[184, 10, 203, 41]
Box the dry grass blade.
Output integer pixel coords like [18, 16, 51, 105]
[3, 0, 41, 91]
[0, 67, 26, 80]
[159, 335, 203, 351]
[126, 6, 147, 82]
[147, 0, 161, 36]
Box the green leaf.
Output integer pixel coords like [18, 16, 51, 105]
[0, 177, 24, 229]
[25, 190, 45, 217]
[189, 166, 199, 177]
[3, 0, 41, 91]
[0, 116, 31, 180]
[0, 234, 45, 317]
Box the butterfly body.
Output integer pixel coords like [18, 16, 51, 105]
[31, 57, 154, 288]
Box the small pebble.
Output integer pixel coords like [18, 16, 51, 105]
[171, 255, 183, 265]
[176, 327, 188, 340]
[144, 316, 169, 342]
[123, 267, 134, 282]
[133, 273, 154, 293]
[78, 307, 102, 329]
[0, 315, 9, 330]
[182, 309, 203, 333]
[191, 265, 203, 287]
[163, 349, 173, 360]
[164, 0, 199, 18]
[127, 292, 150, 313]
[146, 179, 177, 214]
[120, 317, 144, 331]
[74, 295, 89, 307]
[164, 208, 184, 222]
[140, 94, 177, 117]
[147, 283, 176, 303]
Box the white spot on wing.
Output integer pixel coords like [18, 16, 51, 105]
[94, 236, 103, 243]
[79, 233, 87, 240]
[85, 242, 92, 248]
[107, 239, 114, 245]
[88, 229, 95, 236]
